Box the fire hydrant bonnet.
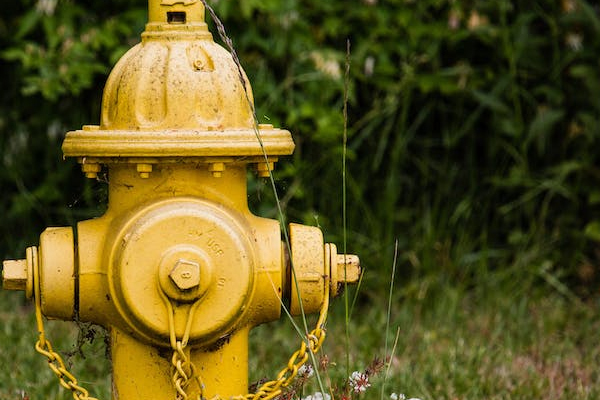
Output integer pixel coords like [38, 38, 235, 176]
[62, 0, 294, 162]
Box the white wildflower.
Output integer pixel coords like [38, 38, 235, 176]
[298, 364, 314, 378]
[36, 0, 57, 15]
[391, 393, 421, 400]
[364, 56, 375, 77]
[566, 32, 583, 51]
[302, 392, 331, 400]
[310, 51, 342, 80]
[349, 371, 370, 393]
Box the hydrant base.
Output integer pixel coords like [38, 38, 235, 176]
[111, 326, 249, 400]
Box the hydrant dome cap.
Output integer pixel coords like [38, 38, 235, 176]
[62, 16, 294, 159]
[100, 38, 254, 131]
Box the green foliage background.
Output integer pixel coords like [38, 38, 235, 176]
[2, 0, 600, 301]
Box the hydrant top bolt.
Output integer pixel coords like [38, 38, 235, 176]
[81, 163, 101, 179]
[208, 162, 225, 178]
[169, 259, 201, 291]
[257, 162, 276, 178]
[137, 163, 153, 179]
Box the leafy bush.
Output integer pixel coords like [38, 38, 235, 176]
[215, 0, 600, 298]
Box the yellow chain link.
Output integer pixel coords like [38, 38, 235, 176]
[32, 248, 99, 400]
[32, 256, 329, 400]
[233, 280, 329, 400]
[171, 341, 202, 400]
[159, 289, 205, 400]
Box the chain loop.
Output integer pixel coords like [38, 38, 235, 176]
[232, 274, 331, 400]
[32, 248, 99, 400]
[159, 289, 205, 400]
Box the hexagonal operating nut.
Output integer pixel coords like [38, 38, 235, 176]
[335, 254, 361, 284]
[327, 243, 361, 297]
[169, 259, 200, 291]
[2, 259, 28, 291]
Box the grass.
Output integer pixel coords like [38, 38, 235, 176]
[2, 281, 599, 400]
[0, 289, 110, 400]
[256, 286, 600, 400]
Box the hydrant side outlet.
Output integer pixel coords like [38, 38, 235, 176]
[288, 223, 326, 316]
[39, 227, 76, 320]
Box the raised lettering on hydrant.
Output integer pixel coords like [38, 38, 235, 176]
[2, 1, 360, 400]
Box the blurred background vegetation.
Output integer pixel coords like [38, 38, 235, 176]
[2, 0, 600, 398]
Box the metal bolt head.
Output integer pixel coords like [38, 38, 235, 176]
[208, 162, 225, 178]
[2, 259, 28, 291]
[325, 243, 361, 298]
[169, 259, 200, 291]
[136, 163, 153, 179]
[81, 163, 101, 179]
[336, 254, 361, 284]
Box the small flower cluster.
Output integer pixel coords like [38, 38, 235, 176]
[277, 355, 409, 400]
[348, 371, 370, 394]
[339, 357, 385, 398]
[298, 364, 314, 379]
[302, 392, 331, 400]
[391, 393, 422, 400]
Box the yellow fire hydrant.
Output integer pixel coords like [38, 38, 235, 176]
[2, 1, 359, 400]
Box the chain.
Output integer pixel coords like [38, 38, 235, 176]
[232, 276, 330, 400]
[171, 341, 202, 399]
[159, 289, 205, 400]
[159, 272, 329, 400]
[32, 247, 99, 400]
[34, 283, 328, 400]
